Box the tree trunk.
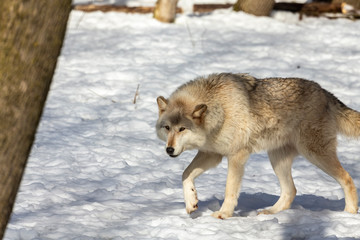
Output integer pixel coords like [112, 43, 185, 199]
[0, 1, 71, 238]
[333, 0, 360, 9]
[154, 0, 179, 23]
[233, 0, 275, 16]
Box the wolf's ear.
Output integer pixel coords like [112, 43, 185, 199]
[192, 104, 207, 119]
[157, 96, 168, 114]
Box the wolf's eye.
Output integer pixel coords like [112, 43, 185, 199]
[164, 126, 170, 131]
[179, 127, 186, 132]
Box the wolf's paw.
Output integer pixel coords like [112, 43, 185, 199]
[186, 202, 198, 214]
[211, 211, 232, 219]
[184, 187, 198, 214]
[257, 209, 273, 215]
[344, 205, 358, 214]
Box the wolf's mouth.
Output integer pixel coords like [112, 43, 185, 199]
[169, 154, 179, 158]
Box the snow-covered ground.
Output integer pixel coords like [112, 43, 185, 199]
[5, 4, 360, 240]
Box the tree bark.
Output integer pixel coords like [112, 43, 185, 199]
[154, 0, 179, 23]
[333, 0, 360, 9]
[0, 1, 71, 238]
[233, 0, 275, 16]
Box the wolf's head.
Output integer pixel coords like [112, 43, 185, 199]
[156, 96, 207, 157]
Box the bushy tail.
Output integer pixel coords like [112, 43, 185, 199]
[336, 104, 360, 138]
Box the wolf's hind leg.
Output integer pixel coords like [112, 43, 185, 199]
[182, 151, 222, 214]
[259, 145, 297, 215]
[300, 144, 359, 214]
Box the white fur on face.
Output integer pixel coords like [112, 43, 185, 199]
[156, 102, 207, 157]
[166, 129, 207, 157]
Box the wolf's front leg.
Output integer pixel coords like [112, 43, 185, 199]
[183, 180, 198, 214]
[182, 151, 222, 214]
[212, 150, 250, 219]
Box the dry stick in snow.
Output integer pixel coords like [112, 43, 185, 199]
[133, 84, 140, 104]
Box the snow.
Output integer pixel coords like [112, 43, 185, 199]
[4, 4, 360, 240]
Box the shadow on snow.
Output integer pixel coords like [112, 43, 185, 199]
[191, 192, 358, 239]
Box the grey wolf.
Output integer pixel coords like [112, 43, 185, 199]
[156, 73, 360, 219]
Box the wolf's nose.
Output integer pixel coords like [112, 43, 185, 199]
[166, 147, 175, 155]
